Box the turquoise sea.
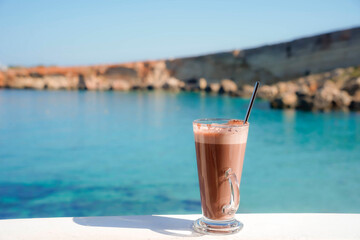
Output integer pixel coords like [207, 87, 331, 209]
[0, 90, 359, 219]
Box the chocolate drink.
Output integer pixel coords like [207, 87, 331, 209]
[194, 120, 248, 221]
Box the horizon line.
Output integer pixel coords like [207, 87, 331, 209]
[3, 24, 359, 69]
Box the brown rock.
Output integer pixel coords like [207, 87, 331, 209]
[258, 85, 278, 100]
[6, 77, 32, 89]
[312, 82, 351, 111]
[163, 77, 183, 90]
[234, 84, 253, 98]
[332, 91, 352, 109]
[322, 80, 337, 89]
[276, 82, 288, 94]
[219, 79, 238, 94]
[0, 72, 4, 88]
[199, 78, 207, 90]
[276, 82, 299, 95]
[32, 78, 46, 90]
[85, 76, 99, 90]
[308, 81, 318, 93]
[342, 77, 360, 95]
[282, 92, 298, 107]
[178, 81, 185, 89]
[98, 78, 111, 91]
[111, 80, 131, 91]
[270, 92, 298, 109]
[45, 76, 70, 90]
[142, 61, 170, 88]
[313, 86, 337, 111]
[353, 90, 360, 99]
[296, 87, 310, 98]
[205, 83, 221, 93]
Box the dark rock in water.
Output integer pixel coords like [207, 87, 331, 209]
[183, 78, 200, 91]
[296, 95, 314, 111]
[350, 100, 360, 111]
[270, 98, 282, 109]
[131, 85, 141, 90]
[147, 85, 155, 90]
[349, 92, 360, 111]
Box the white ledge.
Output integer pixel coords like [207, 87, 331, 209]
[0, 214, 359, 240]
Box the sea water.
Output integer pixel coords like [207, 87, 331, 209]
[0, 90, 359, 219]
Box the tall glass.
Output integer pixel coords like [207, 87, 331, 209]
[192, 118, 249, 234]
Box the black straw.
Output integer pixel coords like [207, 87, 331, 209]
[244, 81, 260, 124]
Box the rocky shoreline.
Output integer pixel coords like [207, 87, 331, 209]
[262, 66, 360, 112]
[1, 26, 359, 112]
[1, 65, 359, 112]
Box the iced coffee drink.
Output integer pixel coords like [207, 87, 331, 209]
[193, 118, 249, 234]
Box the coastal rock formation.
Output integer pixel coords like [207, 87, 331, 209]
[182, 78, 200, 91]
[112, 80, 131, 91]
[1, 27, 360, 112]
[271, 93, 298, 109]
[219, 79, 238, 94]
[268, 66, 360, 111]
[350, 93, 360, 111]
[2, 27, 360, 91]
[232, 84, 254, 98]
[342, 77, 360, 95]
[199, 78, 207, 90]
[0, 72, 5, 88]
[257, 85, 278, 100]
[205, 83, 221, 93]
[162, 77, 184, 91]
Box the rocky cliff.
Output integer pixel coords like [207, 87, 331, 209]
[1, 26, 359, 91]
[1, 27, 360, 111]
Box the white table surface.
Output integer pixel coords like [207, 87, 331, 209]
[0, 213, 359, 240]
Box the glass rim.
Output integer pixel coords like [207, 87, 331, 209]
[193, 118, 249, 128]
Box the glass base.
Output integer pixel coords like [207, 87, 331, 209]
[192, 217, 243, 235]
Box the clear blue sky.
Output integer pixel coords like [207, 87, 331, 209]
[0, 0, 359, 66]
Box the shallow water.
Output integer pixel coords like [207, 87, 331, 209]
[0, 90, 359, 219]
